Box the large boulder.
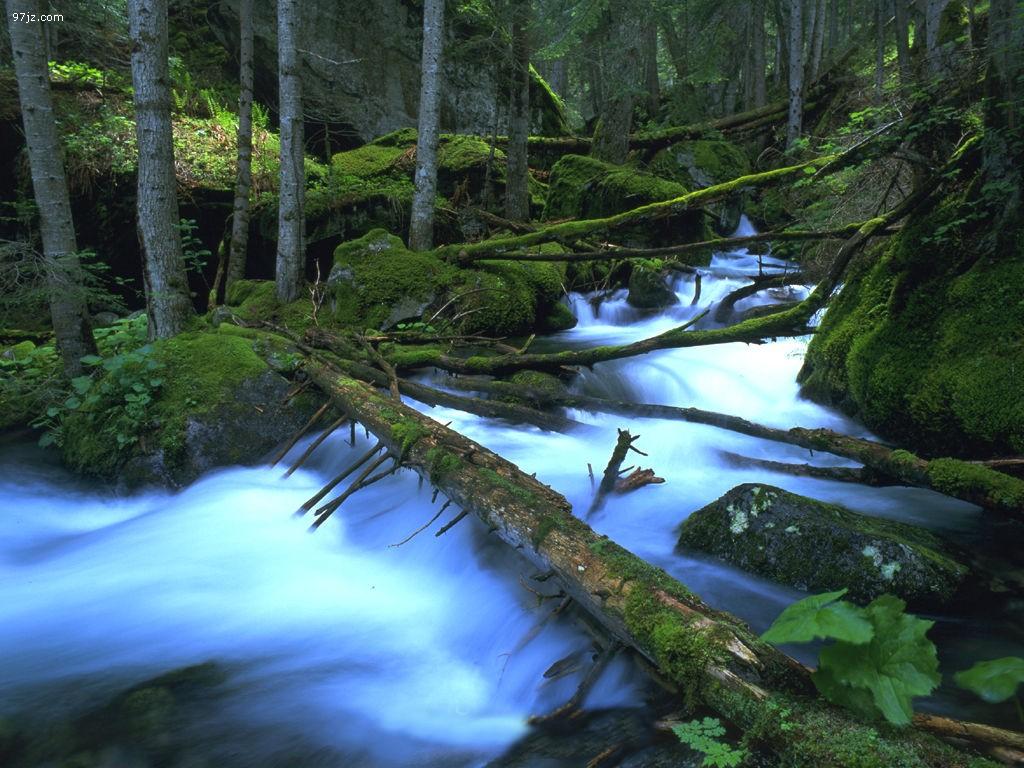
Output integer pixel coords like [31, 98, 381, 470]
[543, 154, 709, 248]
[798, 193, 1024, 458]
[294, 130, 547, 245]
[647, 139, 751, 234]
[62, 328, 318, 488]
[226, 230, 575, 338]
[676, 484, 971, 609]
[207, 0, 569, 141]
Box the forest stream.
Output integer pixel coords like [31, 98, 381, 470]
[3, 220, 1022, 767]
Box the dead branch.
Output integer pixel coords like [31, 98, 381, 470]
[283, 415, 348, 477]
[270, 402, 330, 466]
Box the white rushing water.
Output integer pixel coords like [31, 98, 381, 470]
[1, 218, 1020, 765]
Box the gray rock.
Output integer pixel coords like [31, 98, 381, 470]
[677, 484, 971, 609]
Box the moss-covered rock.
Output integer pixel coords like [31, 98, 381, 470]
[647, 139, 752, 234]
[677, 484, 970, 609]
[627, 264, 680, 309]
[297, 130, 546, 245]
[798, 191, 1024, 458]
[543, 154, 709, 248]
[62, 330, 317, 487]
[323, 229, 573, 336]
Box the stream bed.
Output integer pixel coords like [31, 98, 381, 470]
[2, 219, 1022, 766]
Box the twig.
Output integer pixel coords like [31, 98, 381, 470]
[295, 440, 383, 516]
[390, 499, 451, 547]
[270, 402, 330, 466]
[283, 416, 348, 477]
[311, 453, 395, 529]
[435, 508, 470, 536]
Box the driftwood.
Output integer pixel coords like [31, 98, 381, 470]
[713, 273, 808, 324]
[299, 357, 1024, 764]
[589, 429, 642, 516]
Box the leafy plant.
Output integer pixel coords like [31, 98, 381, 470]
[955, 657, 1024, 722]
[762, 590, 940, 726]
[671, 717, 748, 768]
[178, 219, 211, 275]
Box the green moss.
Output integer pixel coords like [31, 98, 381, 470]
[528, 65, 571, 137]
[479, 466, 537, 502]
[926, 458, 1024, 509]
[544, 154, 689, 221]
[425, 447, 463, 483]
[225, 279, 316, 331]
[800, 189, 1024, 457]
[391, 419, 430, 457]
[647, 139, 751, 189]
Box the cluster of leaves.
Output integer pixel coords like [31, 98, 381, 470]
[762, 589, 940, 725]
[0, 341, 63, 431]
[671, 717, 748, 768]
[35, 316, 162, 452]
[764, 590, 1024, 726]
[178, 218, 211, 275]
[48, 60, 130, 92]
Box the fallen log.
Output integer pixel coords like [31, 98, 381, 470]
[713, 273, 808, 324]
[301, 358, 1021, 765]
[452, 224, 899, 266]
[433, 155, 841, 263]
[440, 380, 1024, 520]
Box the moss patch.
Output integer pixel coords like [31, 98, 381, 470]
[647, 139, 751, 189]
[799, 190, 1024, 457]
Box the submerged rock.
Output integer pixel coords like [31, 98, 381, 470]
[676, 484, 970, 609]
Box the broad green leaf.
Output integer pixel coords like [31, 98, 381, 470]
[762, 589, 874, 645]
[955, 657, 1024, 703]
[81, 354, 103, 366]
[63, 396, 81, 410]
[71, 375, 93, 394]
[817, 595, 939, 726]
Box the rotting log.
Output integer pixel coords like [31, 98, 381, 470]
[300, 359, 1021, 765]
[439, 379, 1024, 520]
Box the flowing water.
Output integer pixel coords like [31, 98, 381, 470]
[2, 218, 1022, 766]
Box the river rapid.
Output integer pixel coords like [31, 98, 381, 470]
[2, 218, 1022, 766]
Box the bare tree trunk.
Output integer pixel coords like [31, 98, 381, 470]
[549, 57, 568, 97]
[6, 0, 96, 375]
[875, 0, 886, 102]
[127, 0, 193, 339]
[810, 0, 827, 79]
[226, 0, 254, 293]
[828, 0, 839, 52]
[504, 0, 530, 222]
[409, 0, 445, 251]
[919, 0, 951, 77]
[805, 0, 818, 79]
[786, 0, 804, 148]
[642, 18, 660, 117]
[752, 0, 768, 107]
[275, 0, 305, 300]
[894, 0, 912, 83]
[987, 0, 1021, 131]
[659, 12, 687, 83]
[591, 0, 643, 164]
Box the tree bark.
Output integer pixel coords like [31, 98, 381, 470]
[919, 0, 951, 77]
[591, 0, 643, 164]
[128, 0, 193, 339]
[642, 18, 660, 117]
[894, 0, 912, 84]
[409, 0, 445, 251]
[752, 0, 768, 108]
[6, 0, 96, 375]
[786, 0, 804, 147]
[226, 0, 254, 293]
[810, 0, 827, 79]
[504, 0, 530, 222]
[276, 0, 305, 301]
[876, 0, 886, 102]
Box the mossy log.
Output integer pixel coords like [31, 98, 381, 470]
[434, 155, 841, 262]
[453, 223, 900, 265]
[301, 359, 1014, 766]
